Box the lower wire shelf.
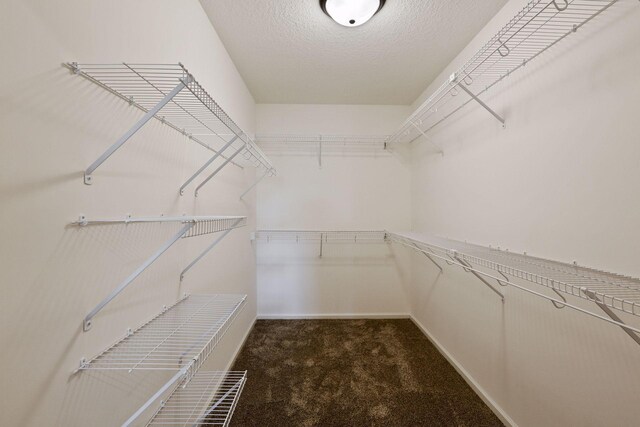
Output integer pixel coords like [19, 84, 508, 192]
[79, 294, 246, 377]
[146, 371, 247, 427]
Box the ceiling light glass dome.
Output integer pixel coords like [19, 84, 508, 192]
[320, 0, 386, 27]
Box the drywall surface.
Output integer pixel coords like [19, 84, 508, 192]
[0, 1, 257, 426]
[406, 0, 640, 426]
[256, 104, 413, 317]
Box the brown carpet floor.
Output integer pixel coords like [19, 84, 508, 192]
[230, 319, 503, 427]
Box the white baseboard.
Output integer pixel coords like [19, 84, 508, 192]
[409, 316, 517, 427]
[223, 316, 257, 372]
[257, 312, 411, 320]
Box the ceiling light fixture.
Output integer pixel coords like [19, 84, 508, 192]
[320, 0, 386, 27]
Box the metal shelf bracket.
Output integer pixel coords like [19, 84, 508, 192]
[240, 168, 271, 200]
[83, 73, 194, 184]
[450, 73, 505, 128]
[180, 135, 238, 195]
[180, 218, 245, 281]
[83, 223, 194, 331]
[453, 252, 505, 301]
[583, 289, 640, 346]
[194, 144, 246, 197]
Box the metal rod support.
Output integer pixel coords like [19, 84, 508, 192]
[239, 168, 270, 200]
[455, 255, 505, 301]
[180, 136, 238, 195]
[84, 77, 192, 184]
[122, 369, 187, 427]
[409, 121, 444, 154]
[456, 81, 505, 127]
[583, 289, 640, 346]
[180, 219, 244, 280]
[194, 145, 245, 197]
[83, 223, 194, 331]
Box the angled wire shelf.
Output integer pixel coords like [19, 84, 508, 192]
[66, 62, 275, 189]
[387, 232, 640, 342]
[145, 371, 246, 427]
[386, 0, 619, 148]
[72, 215, 247, 330]
[257, 134, 390, 156]
[80, 294, 246, 376]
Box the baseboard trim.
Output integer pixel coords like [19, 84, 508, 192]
[409, 316, 517, 427]
[257, 313, 411, 320]
[223, 316, 256, 372]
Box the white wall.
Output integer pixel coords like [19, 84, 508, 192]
[255, 104, 413, 317]
[406, 0, 640, 426]
[0, 1, 258, 426]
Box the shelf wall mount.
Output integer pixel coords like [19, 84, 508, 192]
[72, 215, 247, 331]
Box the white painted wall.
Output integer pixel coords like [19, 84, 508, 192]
[0, 1, 258, 426]
[405, 0, 640, 426]
[255, 104, 413, 317]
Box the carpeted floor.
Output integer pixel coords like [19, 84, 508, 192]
[230, 319, 503, 426]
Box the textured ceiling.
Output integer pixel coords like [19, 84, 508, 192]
[200, 0, 508, 105]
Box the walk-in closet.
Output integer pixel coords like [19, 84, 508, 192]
[2, 0, 639, 426]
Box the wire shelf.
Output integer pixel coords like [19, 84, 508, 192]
[388, 232, 640, 318]
[74, 215, 248, 238]
[80, 294, 246, 376]
[387, 0, 618, 147]
[254, 230, 387, 243]
[146, 371, 246, 427]
[256, 134, 390, 156]
[67, 62, 275, 175]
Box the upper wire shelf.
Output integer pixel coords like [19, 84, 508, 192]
[387, 232, 640, 342]
[79, 294, 246, 378]
[386, 0, 618, 148]
[145, 370, 246, 427]
[66, 62, 276, 185]
[256, 134, 390, 155]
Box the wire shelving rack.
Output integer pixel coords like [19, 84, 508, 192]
[79, 294, 246, 376]
[145, 370, 246, 427]
[66, 62, 276, 192]
[72, 215, 247, 331]
[254, 230, 387, 243]
[256, 134, 390, 163]
[386, 0, 619, 149]
[254, 230, 387, 258]
[387, 232, 640, 343]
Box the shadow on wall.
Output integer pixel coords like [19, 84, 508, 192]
[3, 221, 187, 426]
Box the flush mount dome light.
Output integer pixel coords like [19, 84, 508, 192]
[320, 0, 386, 27]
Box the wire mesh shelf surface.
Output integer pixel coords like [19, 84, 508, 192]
[388, 232, 640, 317]
[73, 215, 248, 238]
[256, 134, 390, 156]
[80, 294, 246, 374]
[67, 62, 275, 174]
[254, 230, 388, 243]
[147, 371, 246, 427]
[387, 0, 618, 147]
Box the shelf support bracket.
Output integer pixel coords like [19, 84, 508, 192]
[583, 289, 640, 346]
[454, 253, 505, 301]
[84, 76, 193, 185]
[451, 73, 505, 128]
[180, 135, 238, 195]
[413, 243, 443, 273]
[180, 218, 244, 281]
[122, 368, 187, 427]
[194, 145, 246, 197]
[240, 168, 271, 200]
[409, 120, 444, 154]
[83, 223, 194, 331]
